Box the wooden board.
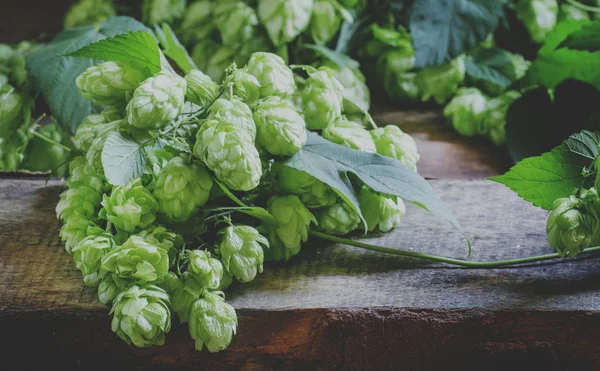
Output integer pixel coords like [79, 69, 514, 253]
[2, 178, 600, 370]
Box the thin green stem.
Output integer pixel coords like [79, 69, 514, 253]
[29, 129, 72, 152]
[566, 0, 600, 12]
[310, 231, 600, 268]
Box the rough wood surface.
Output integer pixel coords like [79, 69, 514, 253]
[2, 179, 600, 370]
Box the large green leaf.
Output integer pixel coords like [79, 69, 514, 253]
[558, 22, 600, 52]
[285, 132, 462, 230]
[101, 132, 148, 186]
[465, 47, 519, 93]
[154, 23, 197, 75]
[410, 0, 504, 68]
[26, 16, 153, 134]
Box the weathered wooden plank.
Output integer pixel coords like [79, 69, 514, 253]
[2, 179, 600, 369]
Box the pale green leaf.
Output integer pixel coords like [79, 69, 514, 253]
[101, 132, 148, 186]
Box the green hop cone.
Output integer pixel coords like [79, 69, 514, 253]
[203, 45, 241, 83]
[194, 120, 262, 191]
[219, 269, 234, 291]
[416, 57, 466, 104]
[76, 62, 146, 106]
[547, 196, 593, 257]
[443, 87, 489, 137]
[187, 250, 223, 290]
[0, 44, 12, 64]
[126, 72, 187, 130]
[101, 235, 169, 284]
[56, 186, 102, 222]
[278, 166, 337, 208]
[98, 274, 120, 305]
[135, 226, 184, 266]
[189, 290, 238, 352]
[303, 68, 344, 130]
[60, 212, 96, 254]
[310, 0, 341, 45]
[64, 0, 116, 28]
[516, 0, 558, 43]
[370, 125, 420, 171]
[110, 285, 171, 348]
[385, 71, 420, 102]
[258, 0, 314, 46]
[216, 2, 258, 47]
[208, 97, 257, 139]
[252, 96, 307, 156]
[72, 234, 116, 287]
[323, 61, 371, 113]
[359, 186, 406, 233]
[218, 225, 269, 283]
[230, 69, 262, 105]
[322, 118, 376, 152]
[317, 201, 361, 236]
[22, 123, 73, 177]
[180, 1, 214, 43]
[67, 156, 108, 193]
[558, 3, 590, 21]
[266, 195, 316, 260]
[142, 0, 186, 24]
[73, 114, 120, 153]
[185, 70, 220, 109]
[246, 52, 296, 98]
[481, 91, 521, 146]
[100, 178, 159, 232]
[170, 276, 203, 323]
[0, 88, 24, 139]
[153, 156, 213, 223]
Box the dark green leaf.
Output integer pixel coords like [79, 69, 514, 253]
[101, 132, 148, 186]
[335, 9, 361, 54]
[563, 130, 600, 160]
[410, 0, 504, 68]
[64, 31, 161, 76]
[286, 132, 462, 231]
[465, 47, 518, 94]
[154, 23, 197, 75]
[558, 22, 600, 52]
[26, 16, 153, 133]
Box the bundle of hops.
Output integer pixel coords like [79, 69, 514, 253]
[57, 50, 419, 351]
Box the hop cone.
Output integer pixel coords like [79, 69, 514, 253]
[100, 178, 159, 233]
[323, 62, 371, 113]
[135, 226, 184, 266]
[359, 186, 406, 233]
[208, 97, 257, 139]
[56, 186, 102, 222]
[194, 120, 262, 191]
[0, 88, 23, 139]
[101, 235, 170, 285]
[72, 234, 116, 287]
[302, 69, 344, 130]
[516, 0, 558, 43]
[230, 69, 261, 105]
[443, 87, 489, 137]
[73, 114, 119, 153]
[60, 212, 96, 254]
[185, 70, 220, 109]
[278, 166, 337, 208]
[310, 0, 341, 45]
[481, 91, 521, 146]
[142, 0, 186, 24]
[153, 156, 213, 223]
[547, 196, 593, 257]
[258, 0, 314, 46]
[187, 250, 223, 290]
[322, 118, 376, 152]
[22, 123, 72, 177]
[370, 125, 420, 171]
[218, 225, 269, 283]
[265, 195, 315, 260]
[317, 202, 361, 236]
[126, 72, 187, 130]
[98, 274, 120, 305]
[216, 2, 258, 47]
[110, 285, 171, 348]
[170, 275, 203, 323]
[189, 291, 237, 352]
[67, 156, 108, 193]
[252, 96, 307, 156]
[64, 0, 115, 28]
[416, 57, 466, 104]
[76, 62, 146, 106]
[246, 52, 296, 98]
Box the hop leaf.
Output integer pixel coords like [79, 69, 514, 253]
[302, 68, 344, 130]
[258, 0, 314, 46]
[189, 291, 237, 352]
[72, 234, 116, 287]
[153, 156, 213, 223]
[185, 70, 220, 109]
[101, 235, 170, 285]
[126, 72, 187, 130]
[443, 87, 489, 137]
[278, 166, 337, 208]
[316, 201, 361, 236]
[218, 225, 269, 283]
[100, 178, 159, 232]
[322, 118, 376, 152]
[252, 96, 307, 156]
[187, 250, 223, 290]
[359, 186, 406, 233]
[193, 120, 262, 191]
[76, 62, 146, 106]
[246, 52, 296, 98]
[110, 285, 171, 348]
[370, 125, 420, 172]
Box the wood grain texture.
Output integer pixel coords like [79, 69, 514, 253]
[2, 179, 600, 370]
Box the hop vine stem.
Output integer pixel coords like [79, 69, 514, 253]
[309, 231, 600, 268]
